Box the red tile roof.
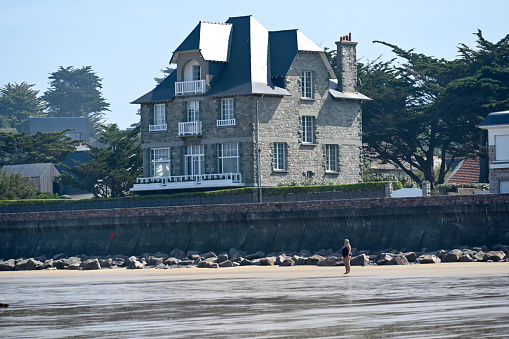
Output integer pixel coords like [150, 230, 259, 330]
[446, 158, 480, 184]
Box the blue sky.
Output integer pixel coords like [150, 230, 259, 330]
[2, 0, 508, 129]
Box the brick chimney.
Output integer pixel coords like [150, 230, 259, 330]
[335, 33, 357, 93]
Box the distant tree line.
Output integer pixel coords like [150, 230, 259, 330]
[327, 30, 509, 187]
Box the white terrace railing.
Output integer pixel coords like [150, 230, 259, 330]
[216, 118, 236, 127]
[135, 172, 243, 185]
[175, 80, 206, 95]
[178, 121, 202, 136]
[149, 123, 167, 132]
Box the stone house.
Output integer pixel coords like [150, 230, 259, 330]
[130, 16, 369, 193]
[479, 110, 509, 193]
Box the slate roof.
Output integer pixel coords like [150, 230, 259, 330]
[29, 117, 90, 141]
[479, 110, 509, 127]
[132, 16, 333, 104]
[445, 158, 480, 184]
[2, 163, 59, 178]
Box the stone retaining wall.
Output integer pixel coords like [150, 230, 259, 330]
[1, 194, 508, 259]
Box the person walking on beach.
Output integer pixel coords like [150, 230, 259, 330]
[342, 239, 351, 275]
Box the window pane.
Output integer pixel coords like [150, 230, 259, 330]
[151, 148, 170, 177]
[221, 98, 234, 120]
[274, 143, 286, 170]
[187, 102, 200, 122]
[495, 135, 509, 161]
[325, 144, 338, 171]
[301, 71, 312, 98]
[193, 65, 201, 81]
[154, 104, 165, 125]
[302, 116, 313, 143]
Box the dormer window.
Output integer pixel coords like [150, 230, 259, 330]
[176, 60, 206, 95]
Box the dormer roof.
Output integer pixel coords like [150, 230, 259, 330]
[171, 21, 232, 63]
[132, 16, 330, 104]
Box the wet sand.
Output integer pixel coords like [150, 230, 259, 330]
[1, 262, 508, 281]
[1, 262, 509, 338]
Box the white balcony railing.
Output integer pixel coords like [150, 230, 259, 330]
[175, 80, 206, 95]
[217, 118, 236, 127]
[178, 121, 202, 136]
[131, 172, 244, 192]
[149, 123, 167, 132]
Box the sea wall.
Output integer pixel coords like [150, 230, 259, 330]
[1, 194, 508, 259]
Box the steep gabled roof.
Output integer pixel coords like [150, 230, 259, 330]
[134, 16, 340, 103]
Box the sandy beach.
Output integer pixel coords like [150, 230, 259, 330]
[1, 262, 508, 282]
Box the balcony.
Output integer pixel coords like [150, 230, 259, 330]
[178, 121, 202, 136]
[149, 124, 167, 132]
[130, 172, 244, 192]
[175, 80, 206, 95]
[217, 118, 236, 127]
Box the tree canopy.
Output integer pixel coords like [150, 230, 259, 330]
[43, 66, 110, 136]
[0, 169, 38, 200]
[0, 131, 77, 166]
[349, 30, 509, 187]
[0, 82, 45, 132]
[58, 124, 142, 198]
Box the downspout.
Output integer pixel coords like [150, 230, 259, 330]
[256, 95, 264, 203]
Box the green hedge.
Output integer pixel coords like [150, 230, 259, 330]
[434, 183, 489, 195]
[0, 181, 402, 207]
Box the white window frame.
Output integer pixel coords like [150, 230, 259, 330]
[193, 65, 201, 81]
[217, 98, 235, 127]
[495, 135, 509, 161]
[149, 104, 167, 132]
[187, 101, 200, 122]
[301, 71, 313, 99]
[302, 116, 314, 144]
[185, 145, 205, 176]
[325, 144, 339, 172]
[218, 143, 239, 174]
[273, 143, 287, 171]
[151, 148, 170, 177]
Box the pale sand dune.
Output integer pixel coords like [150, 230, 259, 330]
[1, 262, 507, 282]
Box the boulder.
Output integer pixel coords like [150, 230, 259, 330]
[202, 251, 217, 259]
[376, 253, 394, 265]
[163, 258, 180, 266]
[169, 248, 186, 259]
[99, 259, 112, 268]
[418, 255, 441, 264]
[189, 254, 201, 261]
[388, 255, 409, 265]
[186, 250, 200, 259]
[228, 248, 245, 260]
[317, 257, 341, 266]
[279, 259, 295, 267]
[293, 256, 308, 266]
[179, 260, 194, 266]
[52, 253, 67, 260]
[473, 251, 485, 261]
[198, 260, 214, 268]
[350, 254, 369, 266]
[459, 254, 475, 262]
[492, 244, 509, 254]
[15, 258, 43, 271]
[127, 260, 144, 269]
[259, 257, 277, 266]
[307, 255, 324, 265]
[219, 260, 234, 268]
[404, 252, 417, 262]
[239, 258, 252, 266]
[217, 254, 229, 263]
[125, 256, 138, 266]
[245, 251, 265, 260]
[152, 252, 169, 259]
[81, 258, 101, 270]
[155, 263, 170, 269]
[445, 249, 463, 262]
[483, 251, 506, 262]
[42, 259, 54, 269]
[67, 257, 81, 266]
[0, 259, 15, 271]
[275, 255, 290, 265]
[147, 256, 164, 266]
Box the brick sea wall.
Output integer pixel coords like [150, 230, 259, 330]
[1, 194, 508, 259]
